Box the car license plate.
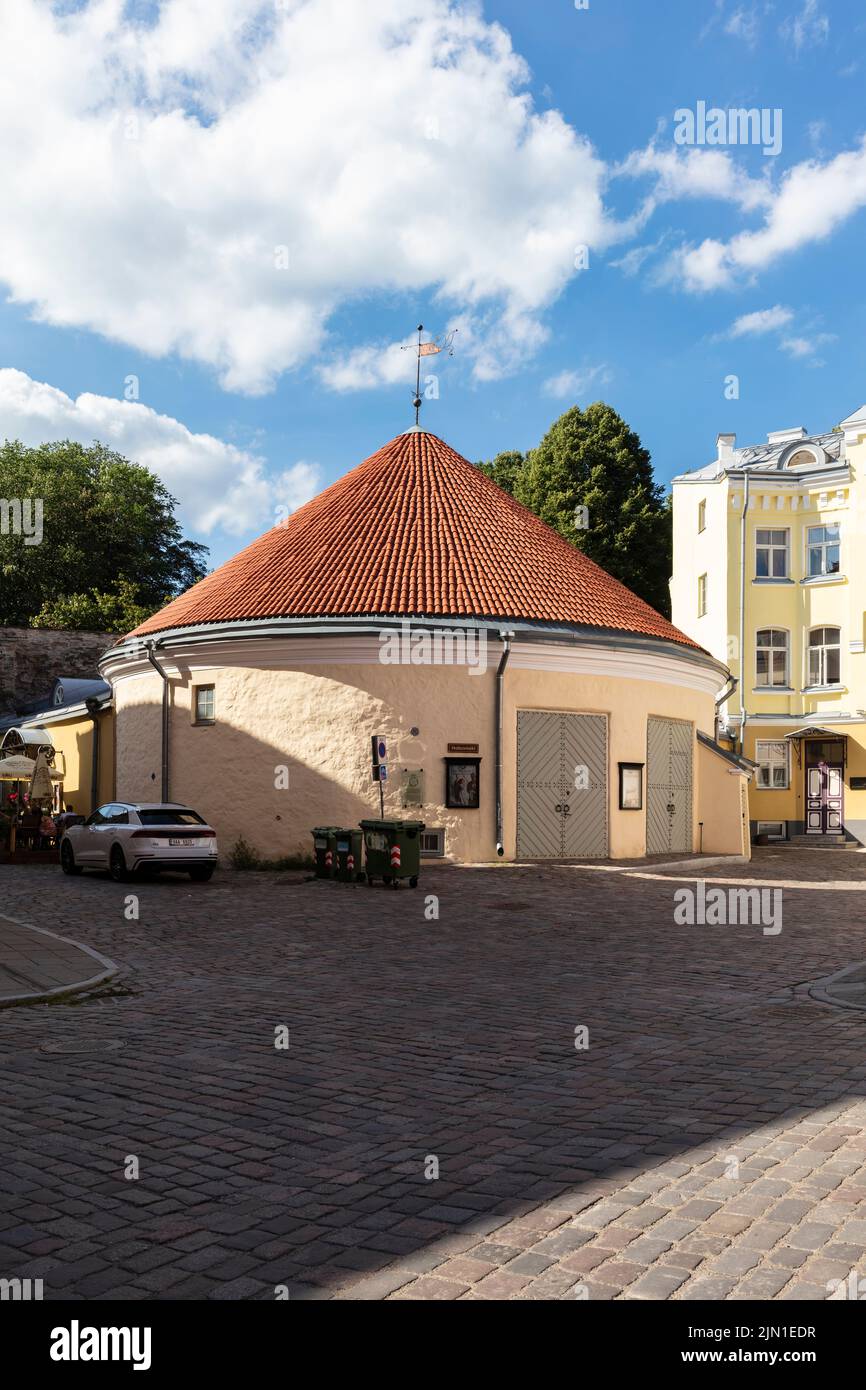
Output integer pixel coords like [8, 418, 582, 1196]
[170, 837, 196, 846]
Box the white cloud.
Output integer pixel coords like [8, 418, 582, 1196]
[617, 144, 774, 219]
[724, 6, 760, 46]
[0, 0, 617, 393]
[665, 137, 866, 291]
[542, 365, 612, 399]
[780, 331, 835, 361]
[780, 0, 829, 53]
[726, 305, 794, 337]
[0, 368, 319, 537]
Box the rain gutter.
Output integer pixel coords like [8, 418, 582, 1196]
[495, 631, 514, 857]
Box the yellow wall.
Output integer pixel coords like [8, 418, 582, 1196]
[697, 740, 750, 856]
[111, 655, 744, 862]
[672, 426, 866, 836]
[37, 711, 114, 816]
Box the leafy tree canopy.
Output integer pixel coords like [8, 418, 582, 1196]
[477, 403, 672, 616]
[0, 440, 208, 629]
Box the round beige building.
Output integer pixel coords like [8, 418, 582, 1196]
[101, 428, 750, 864]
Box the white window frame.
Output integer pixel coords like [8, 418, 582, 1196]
[757, 820, 786, 840]
[697, 573, 707, 617]
[755, 628, 789, 688]
[807, 627, 841, 688]
[755, 527, 789, 579]
[755, 741, 790, 790]
[697, 499, 706, 533]
[806, 523, 841, 578]
[193, 684, 216, 725]
[420, 828, 445, 857]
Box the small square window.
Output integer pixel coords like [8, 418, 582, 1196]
[194, 685, 215, 724]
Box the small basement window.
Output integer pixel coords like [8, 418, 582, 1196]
[193, 684, 215, 725]
[420, 828, 445, 857]
[756, 820, 786, 841]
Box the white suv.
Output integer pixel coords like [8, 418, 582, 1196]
[60, 802, 218, 883]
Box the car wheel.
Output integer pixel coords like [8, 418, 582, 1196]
[109, 845, 130, 882]
[188, 865, 215, 882]
[60, 840, 83, 876]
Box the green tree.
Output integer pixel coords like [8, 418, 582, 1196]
[0, 440, 208, 628]
[480, 404, 672, 616]
[32, 579, 156, 635]
[476, 449, 525, 496]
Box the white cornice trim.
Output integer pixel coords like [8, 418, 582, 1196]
[101, 632, 727, 698]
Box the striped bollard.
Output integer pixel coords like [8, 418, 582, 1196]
[390, 844, 400, 872]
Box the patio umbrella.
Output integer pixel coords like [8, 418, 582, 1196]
[29, 750, 54, 804]
[0, 755, 36, 780]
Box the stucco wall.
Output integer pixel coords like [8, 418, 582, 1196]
[42, 712, 115, 816]
[697, 741, 750, 857]
[112, 646, 741, 862]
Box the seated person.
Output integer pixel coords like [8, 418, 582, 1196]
[39, 811, 57, 847]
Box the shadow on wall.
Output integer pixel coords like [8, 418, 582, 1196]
[116, 681, 431, 863]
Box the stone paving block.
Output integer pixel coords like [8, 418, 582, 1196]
[2, 854, 866, 1303]
[625, 1266, 691, 1299]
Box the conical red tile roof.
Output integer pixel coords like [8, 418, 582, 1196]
[129, 429, 698, 648]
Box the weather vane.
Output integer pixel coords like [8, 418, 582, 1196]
[401, 323, 458, 426]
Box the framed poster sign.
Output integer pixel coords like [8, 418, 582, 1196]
[444, 757, 480, 809]
[618, 762, 643, 811]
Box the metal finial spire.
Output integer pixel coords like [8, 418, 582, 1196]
[401, 323, 458, 428]
[413, 323, 423, 426]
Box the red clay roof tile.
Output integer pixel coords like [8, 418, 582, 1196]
[129, 430, 699, 649]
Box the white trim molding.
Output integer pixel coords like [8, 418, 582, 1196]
[102, 631, 728, 699]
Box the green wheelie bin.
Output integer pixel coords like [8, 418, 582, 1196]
[311, 826, 341, 879]
[335, 828, 365, 883]
[360, 819, 426, 888]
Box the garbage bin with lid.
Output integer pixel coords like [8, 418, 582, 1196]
[335, 828, 365, 883]
[360, 819, 426, 888]
[311, 826, 341, 879]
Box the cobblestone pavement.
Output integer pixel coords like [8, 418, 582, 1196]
[1, 849, 866, 1301]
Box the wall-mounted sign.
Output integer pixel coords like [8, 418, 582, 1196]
[445, 757, 481, 809]
[618, 762, 644, 811]
[447, 742, 479, 754]
[401, 768, 424, 807]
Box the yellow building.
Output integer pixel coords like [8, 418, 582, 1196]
[100, 427, 750, 864]
[0, 678, 114, 819]
[671, 403, 866, 843]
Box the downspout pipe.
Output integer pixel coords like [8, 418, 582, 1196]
[145, 642, 170, 803]
[84, 697, 101, 814]
[738, 472, 750, 756]
[495, 630, 514, 857]
[714, 673, 738, 742]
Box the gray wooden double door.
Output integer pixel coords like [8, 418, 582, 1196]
[516, 711, 608, 858]
[646, 716, 693, 855]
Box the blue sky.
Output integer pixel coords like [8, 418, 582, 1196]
[1, 0, 864, 568]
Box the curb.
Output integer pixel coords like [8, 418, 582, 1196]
[611, 855, 750, 876]
[0, 913, 119, 1009]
